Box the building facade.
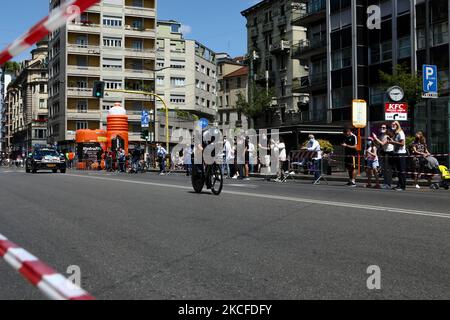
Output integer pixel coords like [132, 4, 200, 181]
[216, 55, 250, 132]
[290, 0, 449, 154]
[156, 20, 217, 143]
[47, 0, 157, 151]
[4, 40, 49, 154]
[0, 70, 12, 153]
[241, 0, 309, 129]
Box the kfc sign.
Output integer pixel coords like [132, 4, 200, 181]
[385, 103, 408, 121]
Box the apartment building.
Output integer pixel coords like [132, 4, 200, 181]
[241, 0, 309, 129]
[4, 40, 49, 154]
[291, 0, 327, 124]
[0, 70, 12, 153]
[155, 20, 217, 143]
[216, 55, 249, 132]
[291, 0, 449, 153]
[47, 0, 156, 151]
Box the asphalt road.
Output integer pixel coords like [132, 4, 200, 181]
[0, 167, 449, 300]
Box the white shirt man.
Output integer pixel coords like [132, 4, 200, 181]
[275, 140, 287, 162]
[224, 138, 233, 162]
[306, 136, 322, 160]
[248, 141, 256, 164]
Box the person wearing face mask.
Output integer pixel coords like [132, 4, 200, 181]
[303, 134, 322, 183]
[372, 124, 395, 189]
[342, 128, 358, 187]
[365, 137, 380, 188]
[389, 121, 407, 191]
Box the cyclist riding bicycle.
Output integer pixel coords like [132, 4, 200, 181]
[191, 128, 223, 195]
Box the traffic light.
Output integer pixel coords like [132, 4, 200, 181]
[141, 130, 149, 140]
[92, 81, 105, 98]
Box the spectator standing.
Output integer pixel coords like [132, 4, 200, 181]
[223, 137, 233, 178]
[365, 137, 380, 188]
[156, 144, 167, 175]
[342, 128, 358, 187]
[105, 149, 112, 172]
[244, 137, 251, 181]
[146, 153, 152, 171]
[131, 147, 141, 173]
[274, 137, 287, 182]
[390, 121, 407, 191]
[304, 134, 322, 183]
[235, 136, 245, 180]
[372, 124, 395, 189]
[247, 138, 256, 175]
[183, 144, 193, 176]
[117, 148, 126, 173]
[411, 131, 430, 189]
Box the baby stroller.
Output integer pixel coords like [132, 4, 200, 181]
[433, 165, 450, 190]
[426, 156, 450, 190]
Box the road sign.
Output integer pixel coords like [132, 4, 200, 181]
[352, 100, 367, 128]
[141, 110, 150, 128]
[422, 64, 438, 98]
[385, 102, 408, 121]
[198, 118, 209, 129]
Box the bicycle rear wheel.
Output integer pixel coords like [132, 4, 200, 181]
[210, 164, 223, 195]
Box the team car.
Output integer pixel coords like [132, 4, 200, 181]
[25, 148, 66, 174]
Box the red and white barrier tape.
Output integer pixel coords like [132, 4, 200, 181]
[0, 0, 100, 65]
[0, 233, 94, 300]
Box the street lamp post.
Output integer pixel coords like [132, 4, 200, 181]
[425, 0, 432, 148]
[153, 66, 173, 152]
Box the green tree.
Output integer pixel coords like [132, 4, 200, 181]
[236, 85, 273, 128]
[2, 61, 21, 74]
[378, 63, 422, 107]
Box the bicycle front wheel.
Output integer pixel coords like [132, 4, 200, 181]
[210, 164, 223, 195]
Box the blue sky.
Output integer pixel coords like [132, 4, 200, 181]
[0, 0, 256, 62]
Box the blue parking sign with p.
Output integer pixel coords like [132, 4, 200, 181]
[423, 64, 437, 94]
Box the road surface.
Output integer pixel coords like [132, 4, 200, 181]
[0, 167, 449, 299]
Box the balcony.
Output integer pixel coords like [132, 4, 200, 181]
[250, 26, 259, 38]
[67, 44, 101, 55]
[269, 40, 290, 54]
[67, 66, 101, 76]
[124, 48, 156, 59]
[292, 0, 326, 26]
[122, 91, 152, 100]
[66, 110, 101, 121]
[291, 38, 326, 59]
[284, 111, 311, 125]
[68, 21, 100, 33]
[85, 3, 100, 12]
[67, 87, 93, 98]
[124, 69, 155, 79]
[292, 72, 327, 93]
[126, 110, 144, 122]
[124, 25, 156, 38]
[124, 6, 156, 17]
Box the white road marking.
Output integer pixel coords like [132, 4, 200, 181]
[228, 184, 258, 188]
[63, 173, 450, 220]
